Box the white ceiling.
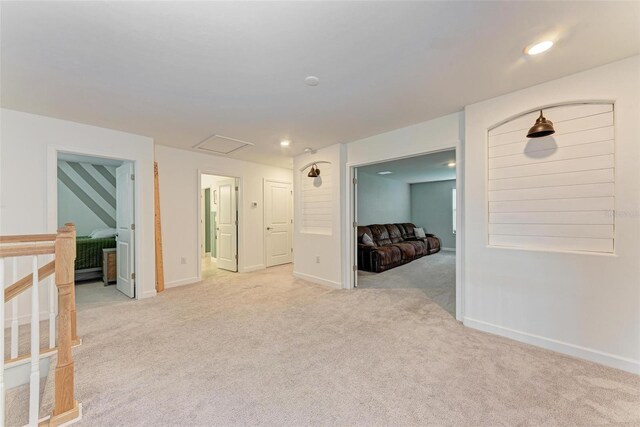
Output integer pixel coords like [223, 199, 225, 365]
[2, 2, 639, 169]
[358, 150, 456, 184]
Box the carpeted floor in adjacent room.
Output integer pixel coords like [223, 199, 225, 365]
[357, 251, 456, 317]
[64, 263, 638, 426]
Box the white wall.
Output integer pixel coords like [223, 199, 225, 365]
[346, 112, 463, 165]
[293, 144, 346, 288]
[356, 172, 410, 226]
[1, 109, 156, 324]
[154, 145, 293, 286]
[292, 112, 463, 290]
[410, 179, 457, 249]
[464, 56, 640, 373]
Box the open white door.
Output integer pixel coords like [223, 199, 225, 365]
[216, 178, 238, 272]
[353, 168, 358, 288]
[264, 181, 292, 267]
[116, 162, 135, 298]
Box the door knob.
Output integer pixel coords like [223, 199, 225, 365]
[266, 227, 272, 230]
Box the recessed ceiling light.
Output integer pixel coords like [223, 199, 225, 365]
[378, 171, 393, 175]
[280, 139, 290, 147]
[304, 76, 320, 86]
[447, 162, 456, 168]
[526, 40, 554, 56]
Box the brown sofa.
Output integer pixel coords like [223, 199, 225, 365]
[357, 223, 441, 273]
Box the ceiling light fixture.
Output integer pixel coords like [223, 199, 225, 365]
[304, 76, 320, 86]
[308, 164, 321, 178]
[526, 40, 554, 56]
[447, 162, 456, 168]
[280, 139, 290, 147]
[527, 110, 555, 138]
[377, 171, 393, 175]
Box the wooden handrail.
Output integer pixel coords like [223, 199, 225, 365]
[1, 224, 81, 426]
[0, 243, 55, 258]
[4, 260, 55, 302]
[0, 234, 57, 243]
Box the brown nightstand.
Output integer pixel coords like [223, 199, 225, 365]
[103, 248, 117, 286]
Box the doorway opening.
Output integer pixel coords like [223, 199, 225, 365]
[200, 173, 239, 279]
[56, 152, 137, 302]
[351, 149, 459, 318]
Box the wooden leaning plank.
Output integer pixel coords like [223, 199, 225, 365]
[154, 162, 165, 293]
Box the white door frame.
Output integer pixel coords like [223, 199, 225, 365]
[263, 179, 293, 267]
[344, 143, 465, 322]
[46, 146, 142, 299]
[197, 170, 240, 280]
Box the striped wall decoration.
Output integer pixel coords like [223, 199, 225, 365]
[487, 103, 615, 253]
[57, 161, 117, 228]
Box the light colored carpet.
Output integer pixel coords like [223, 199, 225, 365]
[37, 264, 640, 426]
[357, 251, 456, 317]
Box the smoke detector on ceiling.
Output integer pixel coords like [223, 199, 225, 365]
[304, 76, 320, 86]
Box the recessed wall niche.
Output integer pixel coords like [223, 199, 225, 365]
[300, 161, 332, 235]
[487, 102, 615, 253]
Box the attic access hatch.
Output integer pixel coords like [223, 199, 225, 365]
[194, 134, 255, 155]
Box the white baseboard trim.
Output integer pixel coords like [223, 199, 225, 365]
[464, 316, 640, 375]
[164, 276, 200, 289]
[441, 247, 456, 252]
[293, 271, 342, 289]
[139, 289, 157, 299]
[241, 264, 266, 273]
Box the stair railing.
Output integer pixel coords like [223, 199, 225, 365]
[1, 224, 81, 426]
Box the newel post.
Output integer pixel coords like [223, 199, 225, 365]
[51, 224, 80, 425]
[64, 223, 80, 345]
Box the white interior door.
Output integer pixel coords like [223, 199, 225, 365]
[200, 189, 205, 258]
[265, 181, 293, 267]
[216, 178, 237, 272]
[353, 168, 358, 288]
[116, 162, 135, 298]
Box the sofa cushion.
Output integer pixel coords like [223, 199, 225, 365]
[386, 224, 404, 244]
[370, 224, 392, 246]
[398, 223, 417, 239]
[392, 242, 416, 259]
[362, 233, 375, 246]
[403, 240, 427, 257]
[414, 227, 426, 238]
[357, 226, 374, 245]
[373, 245, 402, 265]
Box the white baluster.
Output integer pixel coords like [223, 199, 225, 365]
[11, 257, 19, 359]
[48, 254, 56, 349]
[29, 255, 40, 426]
[1, 258, 5, 426]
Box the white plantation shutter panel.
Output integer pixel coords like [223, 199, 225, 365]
[487, 103, 615, 253]
[301, 163, 333, 235]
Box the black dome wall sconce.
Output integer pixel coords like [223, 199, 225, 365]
[307, 164, 321, 178]
[527, 110, 556, 138]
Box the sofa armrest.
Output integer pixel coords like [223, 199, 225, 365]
[357, 244, 376, 271]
